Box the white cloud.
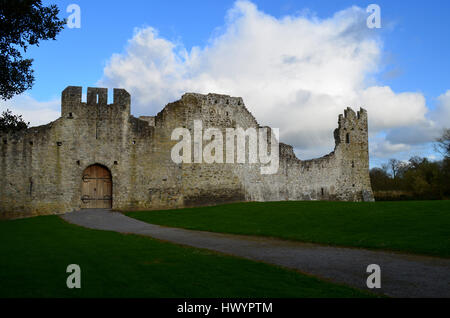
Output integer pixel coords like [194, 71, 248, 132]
[99, 0, 446, 161]
[357, 86, 428, 131]
[381, 89, 450, 153]
[0, 94, 60, 127]
[433, 90, 450, 127]
[372, 140, 411, 158]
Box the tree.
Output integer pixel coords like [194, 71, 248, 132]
[0, 109, 29, 133]
[383, 158, 406, 179]
[371, 156, 448, 200]
[408, 156, 425, 169]
[402, 157, 442, 199]
[0, 0, 65, 100]
[441, 157, 450, 197]
[435, 128, 450, 158]
[369, 167, 391, 191]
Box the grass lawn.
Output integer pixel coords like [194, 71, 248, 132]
[0, 215, 373, 298]
[126, 200, 450, 258]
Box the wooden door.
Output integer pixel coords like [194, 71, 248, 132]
[81, 165, 112, 209]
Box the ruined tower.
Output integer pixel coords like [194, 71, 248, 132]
[333, 107, 373, 201]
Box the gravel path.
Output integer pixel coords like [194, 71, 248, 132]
[61, 209, 450, 298]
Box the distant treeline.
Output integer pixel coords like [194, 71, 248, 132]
[370, 129, 450, 201]
[370, 156, 450, 201]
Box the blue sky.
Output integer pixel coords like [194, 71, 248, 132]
[29, 0, 450, 101]
[4, 0, 450, 166]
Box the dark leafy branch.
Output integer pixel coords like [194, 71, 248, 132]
[0, 109, 29, 133]
[0, 0, 65, 100]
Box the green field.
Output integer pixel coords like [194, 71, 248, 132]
[127, 200, 450, 258]
[0, 215, 373, 298]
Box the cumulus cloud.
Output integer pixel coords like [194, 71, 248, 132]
[434, 90, 450, 127]
[357, 86, 428, 131]
[99, 0, 446, 161]
[371, 139, 411, 158]
[0, 94, 60, 127]
[382, 89, 450, 151]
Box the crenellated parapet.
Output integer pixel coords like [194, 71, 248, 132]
[61, 86, 131, 119]
[334, 107, 368, 148]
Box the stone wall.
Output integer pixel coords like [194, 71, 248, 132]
[0, 86, 374, 218]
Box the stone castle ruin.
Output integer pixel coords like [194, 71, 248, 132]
[0, 86, 374, 218]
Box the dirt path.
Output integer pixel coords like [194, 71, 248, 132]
[61, 209, 450, 298]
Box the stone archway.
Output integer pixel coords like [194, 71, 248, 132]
[81, 164, 112, 209]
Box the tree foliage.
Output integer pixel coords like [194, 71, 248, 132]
[0, 109, 29, 133]
[435, 128, 450, 158]
[370, 156, 450, 200]
[381, 158, 408, 179]
[0, 0, 65, 100]
[371, 130, 450, 200]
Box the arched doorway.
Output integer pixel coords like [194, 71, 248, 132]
[81, 164, 112, 209]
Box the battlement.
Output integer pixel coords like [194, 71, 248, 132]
[62, 86, 130, 106]
[334, 107, 368, 148]
[343, 107, 367, 120]
[182, 92, 244, 107]
[61, 86, 130, 117]
[338, 107, 367, 128]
